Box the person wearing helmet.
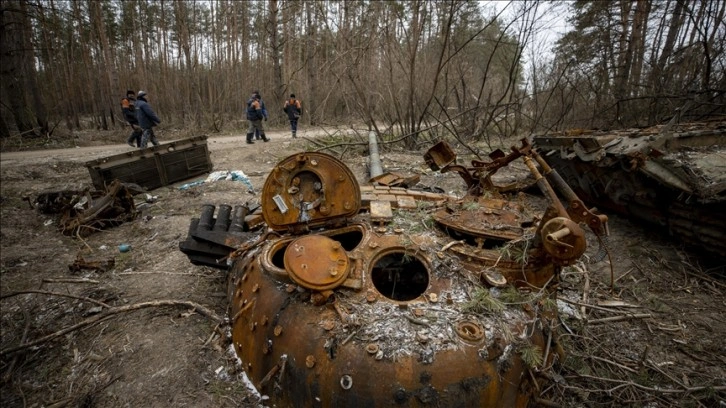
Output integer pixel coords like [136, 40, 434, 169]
[135, 90, 161, 148]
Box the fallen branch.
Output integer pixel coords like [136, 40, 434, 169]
[1, 307, 30, 384]
[557, 298, 636, 314]
[569, 373, 726, 394]
[587, 313, 652, 324]
[117, 271, 210, 276]
[42, 278, 100, 284]
[1, 290, 110, 309]
[0, 299, 222, 356]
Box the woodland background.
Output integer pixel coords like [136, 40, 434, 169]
[1, 0, 724, 144]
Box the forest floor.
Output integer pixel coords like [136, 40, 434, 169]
[0, 125, 724, 407]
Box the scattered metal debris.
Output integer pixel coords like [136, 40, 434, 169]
[369, 171, 421, 188]
[31, 189, 85, 214]
[68, 254, 115, 273]
[533, 121, 726, 259]
[57, 180, 139, 237]
[182, 143, 606, 406]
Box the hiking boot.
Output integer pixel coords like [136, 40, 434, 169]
[246, 140, 254, 144]
[263, 137, 270, 142]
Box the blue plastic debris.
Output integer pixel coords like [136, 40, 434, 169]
[177, 170, 255, 193]
[178, 180, 205, 190]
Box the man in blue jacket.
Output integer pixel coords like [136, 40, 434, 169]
[135, 90, 161, 148]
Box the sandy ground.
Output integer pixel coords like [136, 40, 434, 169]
[1, 129, 724, 407]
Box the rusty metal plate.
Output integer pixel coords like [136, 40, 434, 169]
[261, 152, 361, 232]
[423, 140, 457, 171]
[433, 198, 528, 242]
[283, 235, 350, 291]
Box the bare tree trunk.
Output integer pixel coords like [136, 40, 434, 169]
[305, 1, 317, 125]
[130, 0, 146, 83]
[0, 112, 10, 139]
[0, 0, 39, 136]
[90, 0, 118, 128]
[20, 0, 48, 135]
[628, 0, 651, 99]
[268, 0, 284, 103]
[174, 0, 196, 126]
[614, 0, 633, 99]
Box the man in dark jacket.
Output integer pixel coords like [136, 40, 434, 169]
[246, 93, 269, 144]
[121, 90, 142, 147]
[135, 90, 161, 148]
[283, 94, 302, 138]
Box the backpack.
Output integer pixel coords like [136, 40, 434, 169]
[246, 99, 263, 121]
[121, 97, 135, 112]
[121, 97, 137, 123]
[286, 99, 301, 118]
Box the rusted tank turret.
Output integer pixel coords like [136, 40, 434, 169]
[190, 139, 607, 407]
[532, 121, 726, 259]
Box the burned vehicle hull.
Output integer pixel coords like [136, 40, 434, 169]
[532, 122, 726, 259]
[183, 143, 606, 407]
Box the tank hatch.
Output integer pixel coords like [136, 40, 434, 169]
[261, 152, 361, 232]
[283, 235, 350, 290]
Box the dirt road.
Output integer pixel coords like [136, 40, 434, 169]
[0, 130, 302, 164]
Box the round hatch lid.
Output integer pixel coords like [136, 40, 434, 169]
[283, 235, 350, 290]
[261, 152, 361, 231]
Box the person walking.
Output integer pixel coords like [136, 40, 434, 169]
[283, 94, 302, 138]
[246, 92, 269, 144]
[135, 90, 161, 148]
[253, 91, 268, 141]
[121, 90, 142, 147]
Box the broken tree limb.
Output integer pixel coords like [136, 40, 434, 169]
[1, 290, 110, 309]
[42, 278, 100, 284]
[0, 299, 222, 356]
[570, 373, 726, 394]
[587, 313, 652, 324]
[1, 307, 31, 384]
[557, 298, 637, 314]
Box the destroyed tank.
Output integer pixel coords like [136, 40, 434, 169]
[532, 121, 726, 260]
[181, 140, 608, 407]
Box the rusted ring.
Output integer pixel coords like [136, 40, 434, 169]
[455, 320, 485, 342]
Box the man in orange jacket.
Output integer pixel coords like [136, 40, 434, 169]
[283, 94, 303, 138]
